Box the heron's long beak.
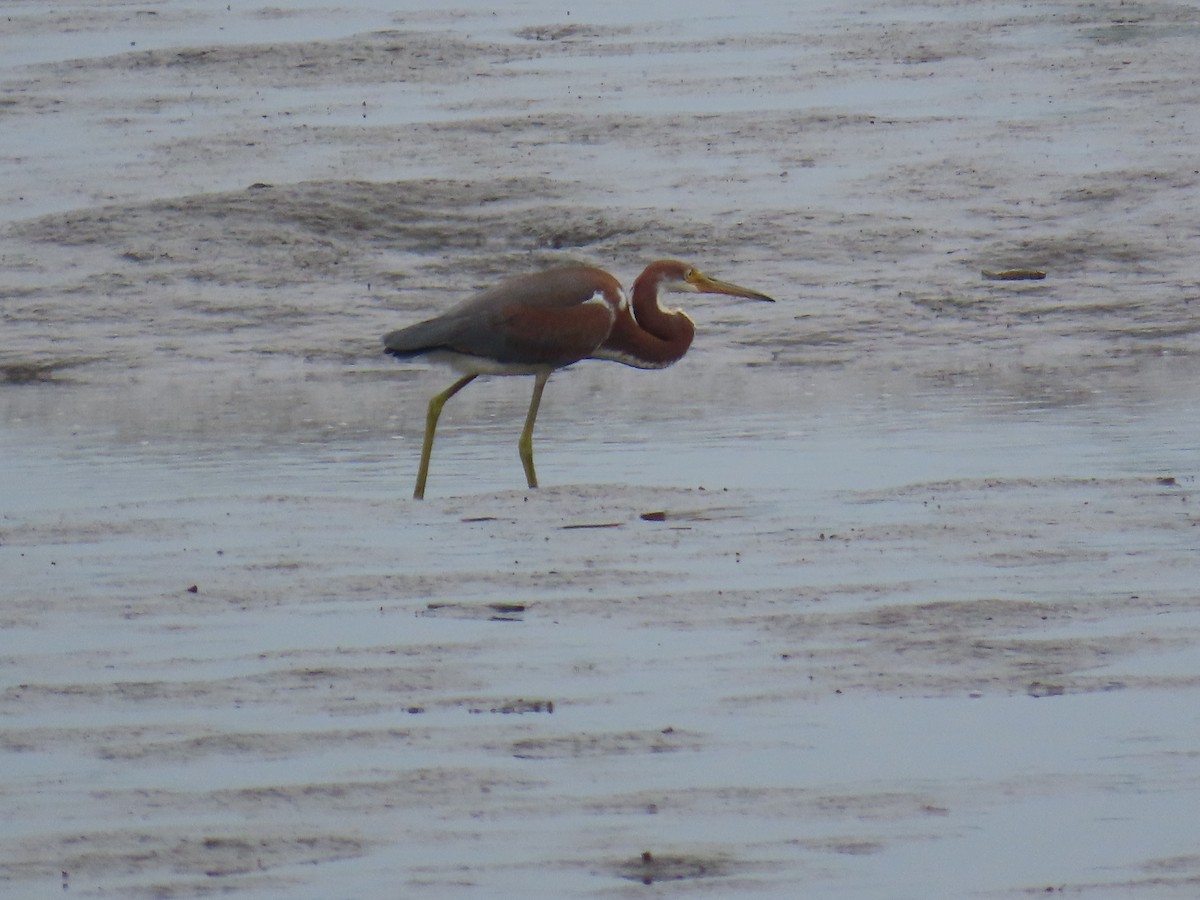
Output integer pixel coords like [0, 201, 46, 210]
[689, 270, 776, 303]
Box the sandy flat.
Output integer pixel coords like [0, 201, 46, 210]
[2, 1, 1199, 897]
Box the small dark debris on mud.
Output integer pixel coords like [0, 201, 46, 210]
[612, 849, 734, 885]
[1, 361, 80, 384]
[468, 698, 554, 715]
[422, 601, 527, 621]
[981, 268, 1047, 281]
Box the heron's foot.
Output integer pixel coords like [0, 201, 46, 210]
[413, 374, 477, 500]
[518, 371, 548, 491]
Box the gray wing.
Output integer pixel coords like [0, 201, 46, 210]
[383, 267, 620, 368]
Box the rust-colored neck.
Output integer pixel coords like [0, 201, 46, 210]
[597, 263, 695, 369]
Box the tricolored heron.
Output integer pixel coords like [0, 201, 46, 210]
[383, 259, 775, 499]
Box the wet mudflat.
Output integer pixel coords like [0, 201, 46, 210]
[3, 1, 1200, 897]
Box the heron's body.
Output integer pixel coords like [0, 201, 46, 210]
[384, 260, 774, 498]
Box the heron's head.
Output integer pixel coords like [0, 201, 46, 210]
[654, 260, 776, 302]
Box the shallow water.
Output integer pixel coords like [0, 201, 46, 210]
[5, 382, 1198, 897]
[3, 0, 1200, 897]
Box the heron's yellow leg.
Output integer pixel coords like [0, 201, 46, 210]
[518, 371, 550, 489]
[414, 374, 477, 500]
